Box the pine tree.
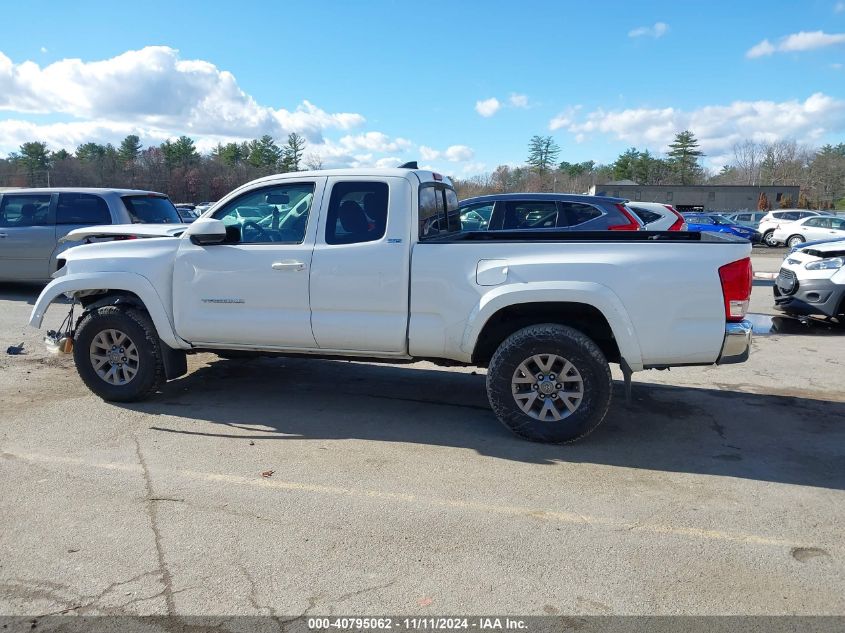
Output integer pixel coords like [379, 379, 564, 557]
[527, 136, 561, 173]
[281, 133, 306, 171]
[247, 135, 283, 169]
[779, 194, 794, 209]
[667, 130, 704, 185]
[117, 135, 142, 165]
[757, 192, 770, 211]
[14, 142, 51, 186]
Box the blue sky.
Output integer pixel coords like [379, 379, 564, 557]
[0, 0, 844, 175]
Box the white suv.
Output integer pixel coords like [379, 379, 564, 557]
[758, 209, 824, 247]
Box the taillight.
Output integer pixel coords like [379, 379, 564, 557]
[664, 205, 687, 231]
[609, 204, 642, 231]
[718, 258, 752, 322]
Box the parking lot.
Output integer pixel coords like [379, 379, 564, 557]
[0, 248, 843, 623]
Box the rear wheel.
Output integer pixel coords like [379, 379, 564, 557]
[486, 324, 612, 443]
[73, 306, 164, 402]
[787, 234, 805, 248]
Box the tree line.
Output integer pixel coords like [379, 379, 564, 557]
[0, 132, 315, 203]
[452, 132, 845, 210]
[2, 128, 844, 210]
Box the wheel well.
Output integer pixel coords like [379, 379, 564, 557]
[472, 302, 620, 366]
[77, 289, 147, 312]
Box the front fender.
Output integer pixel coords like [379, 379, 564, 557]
[29, 271, 189, 350]
[461, 281, 644, 371]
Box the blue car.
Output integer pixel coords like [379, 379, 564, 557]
[682, 213, 760, 242]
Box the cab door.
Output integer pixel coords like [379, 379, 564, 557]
[172, 178, 326, 348]
[309, 177, 412, 353]
[0, 193, 56, 280]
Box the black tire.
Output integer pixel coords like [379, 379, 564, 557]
[486, 324, 612, 443]
[73, 306, 164, 402]
[787, 234, 805, 248]
[762, 230, 778, 247]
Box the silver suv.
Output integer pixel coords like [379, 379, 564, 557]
[0, 188, 183, 282]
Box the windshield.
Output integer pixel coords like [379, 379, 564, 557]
[122, 195, 182, 224]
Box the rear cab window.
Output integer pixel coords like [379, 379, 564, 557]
[122, 195, 181, 224]
[418, 183, 460, 240]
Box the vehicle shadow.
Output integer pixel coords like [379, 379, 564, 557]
[0, 282, 46, 306]
[126, 356, 845, 490]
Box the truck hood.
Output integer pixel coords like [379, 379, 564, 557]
[59, 223, 188, 243]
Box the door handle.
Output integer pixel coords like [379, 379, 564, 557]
[272, 260, 306, 272]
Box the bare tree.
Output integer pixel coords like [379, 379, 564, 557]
[732, 140, 762, 185]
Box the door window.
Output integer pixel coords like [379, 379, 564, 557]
[57, 193, 111, 225]
[803, 218, 822, 228]
[325, 182, 388, 245]
[501, 201, 559, 229]
[0, 194, 52, 227]
[460, 202, 494, 230]
[213, 183, 315, 244]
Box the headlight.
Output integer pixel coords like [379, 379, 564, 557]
[805, 257, 845, 270]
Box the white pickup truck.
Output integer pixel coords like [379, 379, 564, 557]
[30, 167, 753, 443]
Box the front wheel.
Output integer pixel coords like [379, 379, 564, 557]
[787, 234, 805, 248]
[73, 306, 164, 402]
[763, 230, 779, 247]
[486, 324, 612, 443]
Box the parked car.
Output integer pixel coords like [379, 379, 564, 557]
[458, 193, 643, 232]
[770, 215, 845, 249]
[30, 167, 752, 444]
[628, 202, 687, 231]
[682, 213, 759, 242]
[723, 211, 767, 229]
[174, 204, 199, 223]
[757, 209, 824, 247]
[0, 188, 184, 281]
[194, 201, 217, 214]
[774, 238, 845, 318]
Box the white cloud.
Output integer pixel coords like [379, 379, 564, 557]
[444, 145, 474, 162]
[509, 93, 529, 108]
[475, 97, 501, 117]
[419, 145, 441, 161]
[39, 47, 48, 54]
[338, 131, 411, 153]
[549, 106, 582, 131]
[747, 31, 845, 58]
[836, 2, 845, 13]
[560, 93, 845, 166]
[832, 62, 844, 69]
[628, 22, 669, 38]
[0, 46, 367, 154]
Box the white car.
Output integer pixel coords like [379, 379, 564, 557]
[628, 202, 687, 231]
[758, 209, 824, 247]
[771, 215, 845, 249]
[29, 166, 752, 444]
[774, 238, 845, 318]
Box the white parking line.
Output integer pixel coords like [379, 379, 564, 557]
[7, 450, 805, 549]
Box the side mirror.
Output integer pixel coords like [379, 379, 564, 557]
[186, 217, 227, 245]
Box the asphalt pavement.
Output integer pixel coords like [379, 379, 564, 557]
[1, 249, 843, 627]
